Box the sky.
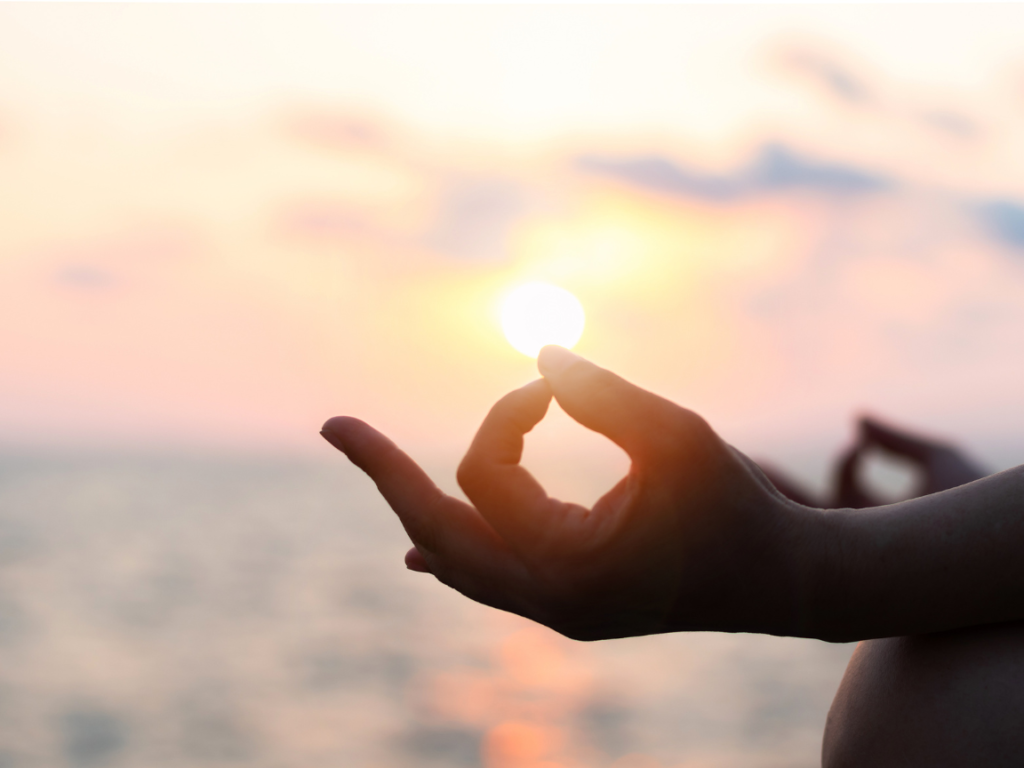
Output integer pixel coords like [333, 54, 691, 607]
[3, 4, 1024, 492]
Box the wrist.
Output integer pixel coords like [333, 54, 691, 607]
[799, 501, 918, 643]
[804, 467, 1024, 641]
[771, 498, 839, 640]
[797, 504, 860, 642]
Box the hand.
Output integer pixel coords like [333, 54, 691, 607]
[321, 346, 822, 641]
[835, 416, 987, 508]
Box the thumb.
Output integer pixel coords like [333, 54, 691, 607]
[537, 345, 697, 463]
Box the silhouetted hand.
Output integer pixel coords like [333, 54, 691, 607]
[835, 416, 987, 508]
[321, 346, 818, 641]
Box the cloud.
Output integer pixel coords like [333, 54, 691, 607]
[281, 202, 370, 242]
[577, 144, 892, 202]
[286, 111, 390, 154]
[780, 49, 870, 104]
[754, 145, 891, 193]
[425, 176, 532, 261]
[54, 265, 118, 290]
[977, 200, 1024, 252]
[777, 46, 982, 146]
[279, 174, 536, 264]
[578, 154, 741, 201]
[918, 109, 979, 140]
[578, 137, 1024, 277]
[42, 229, 195, 294]
[578, 143, 1024, 259]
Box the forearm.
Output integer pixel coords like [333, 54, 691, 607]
[807, 464, 1024, 642]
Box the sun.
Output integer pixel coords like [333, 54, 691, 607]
[500, 282, 585, 358]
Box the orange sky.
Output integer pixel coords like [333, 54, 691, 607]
[3, 4, 1024, 491]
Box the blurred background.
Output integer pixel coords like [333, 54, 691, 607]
[2, 4, 1024, 767]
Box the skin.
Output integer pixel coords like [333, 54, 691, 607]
[820, 418, 1024, 767]
[822, 622, 1024, 767]
[322, 346, 822, 641]
[321, 346, 1024, 763]
[832, 416, 989, 509]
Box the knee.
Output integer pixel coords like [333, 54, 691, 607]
[823, 623, 1024, 768]
[821, 638, 907, 768]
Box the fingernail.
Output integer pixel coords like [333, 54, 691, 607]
[537, 345, 582, 378]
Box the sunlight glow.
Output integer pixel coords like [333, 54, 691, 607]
[500, 282, 585, 358]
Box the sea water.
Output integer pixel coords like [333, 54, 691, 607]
[0, 453, 853, 768]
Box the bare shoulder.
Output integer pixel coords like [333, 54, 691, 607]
[823, 620, 1024, 767]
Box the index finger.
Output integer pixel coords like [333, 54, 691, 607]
[457, 379, 579, 553]
[322, 416, 550, 615]
[321, 416, 508, 567]
[859, 416, 947, 462]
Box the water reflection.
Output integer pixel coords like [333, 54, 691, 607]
[0, 455, 851, 767]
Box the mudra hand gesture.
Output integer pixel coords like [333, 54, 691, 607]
[324, 346, 1024, 766]
[321, 346, 817, 641]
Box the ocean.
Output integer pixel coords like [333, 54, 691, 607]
[0, 453, 853, 768]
